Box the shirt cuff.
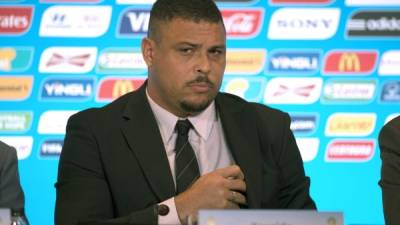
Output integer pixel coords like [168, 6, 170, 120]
[158, 197, 181, 225]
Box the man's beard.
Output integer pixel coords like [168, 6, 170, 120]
[180, 98, 213, 114]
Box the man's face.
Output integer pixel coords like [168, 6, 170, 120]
[142, 18, 226, 117]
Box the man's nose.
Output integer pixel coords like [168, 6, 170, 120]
[195, 52, 211, 74]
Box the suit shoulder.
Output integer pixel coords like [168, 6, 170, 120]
[219, 92, 289, 116]
[69, 92, 134, 123]
[379, 115, 400, 146]
[386, 116, 400, 129]
[0, 141, 17, 166]
[248, 102, 291, 137]
[0, 141, 13, 151]
[218, 92, 290, 124]
[380, 116, 400, 134]
[0, 141, 16, 155]
[249, 101, 288, 118]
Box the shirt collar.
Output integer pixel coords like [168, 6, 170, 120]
[146, 88, 216, 142]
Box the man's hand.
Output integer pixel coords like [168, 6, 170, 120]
[174, 165, 247, 224]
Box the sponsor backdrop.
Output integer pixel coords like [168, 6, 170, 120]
[0, 0, 399, 224]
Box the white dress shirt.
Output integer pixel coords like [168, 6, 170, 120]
[146, 89, 234, 224]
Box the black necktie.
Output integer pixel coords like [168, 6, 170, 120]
[174, 119, 200, 194]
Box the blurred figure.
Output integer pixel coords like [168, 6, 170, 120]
[379, 115, 400, 225]
[0, 140, 24, 208]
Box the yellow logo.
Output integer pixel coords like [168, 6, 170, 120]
[112, 80, 136, 98]
[326, 113, 376, 136]
[0, 76, 33, 100]
[338, 53, 360, 72]
[0, 48, 17, 71]
[225, 49, 265, 75]
[225, 78, 249, 98]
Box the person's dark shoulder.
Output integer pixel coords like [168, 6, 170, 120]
[386, 116, 400, 130]
[0, 141, 17, 169]
[0, 141, 16, 157]
[68, 91, 136, 125]
[217, 92, 290, 121]
[0, 141, 13, 152]
[380, 116, 400, 134]
[379, 115, 400, 144]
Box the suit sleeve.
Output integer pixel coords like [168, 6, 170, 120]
[0, 142, 25, 209]
[379, 117, 400, 225]
[254, 105, 316, 209]
[55, 112, 158, 225]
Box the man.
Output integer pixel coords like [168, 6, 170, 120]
[379, 115, 400, 225]
[0, 140, 25, 209]
[55, 0, 316, 224]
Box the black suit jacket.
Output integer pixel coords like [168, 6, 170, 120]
[379, 115, 400, 225]
[55, 84, 316, 225]
[0, 141, 25, 209]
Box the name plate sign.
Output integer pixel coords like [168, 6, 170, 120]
[199, 210, 343, 225]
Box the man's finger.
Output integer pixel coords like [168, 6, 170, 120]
[226, 199, 240, 209]
[216, 165, 244, 179]
[226, 178, 246, 192]
[230, 191, 247, 205]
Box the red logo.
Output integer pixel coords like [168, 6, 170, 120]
[46, 53, 90, 67]
[221, 9, 263, 38]
[325, 139, 375, 162]
[270, 0, 331, 3]
[323, 50, 378, 74]
[273, 84, 316, 97]
[0, 6, 33, 35]
[97, 77, 145, 102]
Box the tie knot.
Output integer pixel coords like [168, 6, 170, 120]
[176, 119, 192, 136]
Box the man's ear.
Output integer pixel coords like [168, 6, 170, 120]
[141, 37, 155, 67]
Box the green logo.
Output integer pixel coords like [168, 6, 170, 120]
[0, 111, 32, 132]
[323, 79, 377, 103]
[97, 48, 147, 74]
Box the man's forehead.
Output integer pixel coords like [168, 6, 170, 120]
[159, 17, 224, 28]
[152, 18, 226, 45]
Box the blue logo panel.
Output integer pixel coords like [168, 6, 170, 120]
[118, 9, 150, 37]
[40, 77, 95, 101]
[381, 80, 400, 103]
[267, 50, 321, 75]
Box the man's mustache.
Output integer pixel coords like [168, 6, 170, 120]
[186, 75, 214, 86]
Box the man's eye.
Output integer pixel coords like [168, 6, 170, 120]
[210, 49, 224, 55]
[180, 48, 193, 54]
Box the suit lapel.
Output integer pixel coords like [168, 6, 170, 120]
[216, 94, 262, 208]
[120, 85, 175, 202]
